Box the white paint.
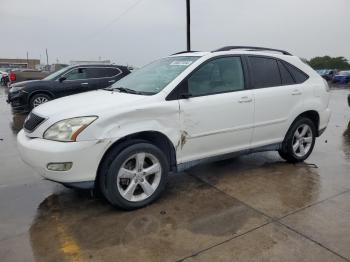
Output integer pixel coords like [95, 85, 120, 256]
[17, 50, 331, 184]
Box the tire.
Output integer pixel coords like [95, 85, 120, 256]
[29, 93, 51, 109]
[99, 142, 169, 210]
[278, 117, 316, 163]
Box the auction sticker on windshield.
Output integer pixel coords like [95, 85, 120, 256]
[170, 61, 193, 66]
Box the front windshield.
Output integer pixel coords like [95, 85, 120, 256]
[43, 66, 71, 80]
[110, 56, 200, 94]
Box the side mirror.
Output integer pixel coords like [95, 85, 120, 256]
[180, 93, 192, 99]
[59, 77, 66, 82]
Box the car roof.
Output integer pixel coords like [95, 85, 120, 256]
[171, 46, 294, 58]
[72, 64, 126, 68]
[171, 50, 295, 60]
[170, 48, 318, 78]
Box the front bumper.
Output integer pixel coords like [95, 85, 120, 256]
[17, 130, 111, 185]
[7, 91, 29, 111]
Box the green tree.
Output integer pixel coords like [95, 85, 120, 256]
[308, 56, 350, 70]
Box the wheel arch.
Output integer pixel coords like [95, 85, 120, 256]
[95, 130, 177, 187]
[290, 110, 320, 137]
[28, 89, 55, 104]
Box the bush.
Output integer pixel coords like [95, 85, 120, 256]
[306, 56, 350, 70]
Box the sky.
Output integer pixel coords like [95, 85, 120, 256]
[0, 0, 349, 67]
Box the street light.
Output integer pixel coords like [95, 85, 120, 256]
[186, 0, 191, 51]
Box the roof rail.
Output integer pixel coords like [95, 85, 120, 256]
[212, 46, 292, 56]
[171, 50, 200, 55]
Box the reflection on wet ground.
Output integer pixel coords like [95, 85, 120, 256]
[343, 121, 350, 159]
[28, 175, 269, 261]
[11, 113, 27, 134]
[1, 86, 350, 261]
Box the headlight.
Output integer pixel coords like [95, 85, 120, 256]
[10, 85, 25, 92]
[43, 116, 98, 142]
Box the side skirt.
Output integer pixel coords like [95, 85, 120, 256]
[176, 142, 282, 172]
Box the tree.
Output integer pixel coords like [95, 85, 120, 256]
[307, 56, 350, 70]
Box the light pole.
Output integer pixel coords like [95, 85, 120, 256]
[186, 0, 191, 51]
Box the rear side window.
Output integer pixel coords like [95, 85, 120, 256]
[87, 67, 121, 78]
[278, 61, 295, 85]
[282, 61, 309, 84]
[248, 57, 281, 88]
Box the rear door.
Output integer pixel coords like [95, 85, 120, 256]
[85, 67, 124, 89]
[248, 56, 305, 148]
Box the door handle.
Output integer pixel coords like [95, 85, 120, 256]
[291, 89, 302, 95]
[238, 96, 253, 103]
[81, 82, 89, 85]
[108, 80, 116, 83]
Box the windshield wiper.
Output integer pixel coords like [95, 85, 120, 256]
[114, 87, 139, 94]
[106, 86, 154, 95]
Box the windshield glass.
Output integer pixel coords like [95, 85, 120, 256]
[317, 70, 326, 75]
[110, 56, 200, 94]
[43, 66, 72, 80]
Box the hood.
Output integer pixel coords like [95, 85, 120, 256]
[11, 80, 42, 87]
[33, 89, 150, 118]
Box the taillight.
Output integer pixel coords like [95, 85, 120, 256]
[9, 72, 16, 82]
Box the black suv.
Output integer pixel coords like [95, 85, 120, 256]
[7, 64, 130, 111]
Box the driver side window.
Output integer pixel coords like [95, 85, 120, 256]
[188, 57, 244, 97]
[64, 68, 88, 80]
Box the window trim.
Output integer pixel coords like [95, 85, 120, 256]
[166, 55, 248, 101]
[277, 60, 295, 85]
[246, 54, 310, 89]
[59, 66, 123, 82]
[280, 60, 309, 84]
[246, 55, 282, 89]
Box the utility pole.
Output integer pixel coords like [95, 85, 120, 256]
[186, 0, 191, 51]
[26, 51, 29, 68]
[45, 48, 49, 66]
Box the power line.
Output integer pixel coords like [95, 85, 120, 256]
[85, 0, 145, 40]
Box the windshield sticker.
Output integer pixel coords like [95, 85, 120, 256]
[170, 61, 193, 66]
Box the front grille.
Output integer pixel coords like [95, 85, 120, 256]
[24, 113, 46, 132]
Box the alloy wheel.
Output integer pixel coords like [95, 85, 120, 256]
[33, 96, 49, 107]
[116, 152, 162, 202]
[292, 124, 313, 157]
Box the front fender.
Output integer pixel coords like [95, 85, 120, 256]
[78, 100, 181, 149]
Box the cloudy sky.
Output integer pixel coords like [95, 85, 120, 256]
[1, 0, 349, 67]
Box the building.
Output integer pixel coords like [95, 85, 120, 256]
[0, 58, 40, 70]
[70, 60, 111, 65]
[50, 63, 69, 72]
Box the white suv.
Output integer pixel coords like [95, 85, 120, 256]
[17, 46, 331, 209]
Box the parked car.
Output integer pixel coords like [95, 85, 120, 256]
[0, 70, 9, 86]
[8, 69, 50, 85]
[17, 46, 331, 210]
[7, 64, 130, 111]
[332, 70, 350, 84]
[316, 69, 337, 81]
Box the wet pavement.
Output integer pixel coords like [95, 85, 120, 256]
[0, 85, 350, 262]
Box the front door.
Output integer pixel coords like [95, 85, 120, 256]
[177, 56, 254, 164]
[57, 67, 91, 97]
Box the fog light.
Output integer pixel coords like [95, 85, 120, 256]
[47, 162, 73, 171]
